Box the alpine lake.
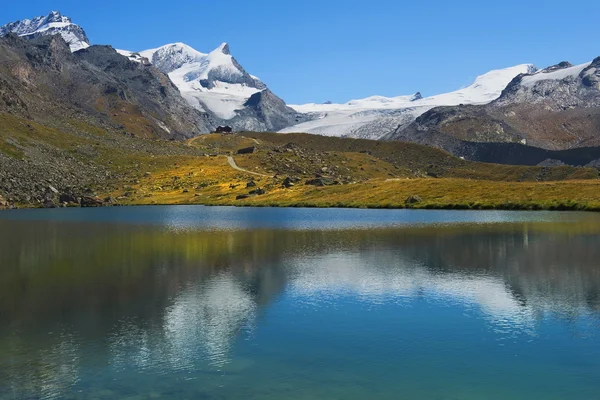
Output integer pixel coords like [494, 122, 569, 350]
[1, 207, 599, 399]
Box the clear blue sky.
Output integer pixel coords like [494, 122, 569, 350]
[3, 0, 600, 104]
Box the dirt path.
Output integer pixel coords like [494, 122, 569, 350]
[186, 136, 203, 146]
[226, 156, 271, 177]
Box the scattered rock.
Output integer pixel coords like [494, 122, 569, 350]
[43, 199, 57, 208]
[80, 196, 103, 207]
[405, 195, 422, 205]
[305, 177, 339, 186]
[59, 193, 79, 204]
[246, 180, 257, 188]
[237, 146, 256, 155]
[282, 176, 300, 188]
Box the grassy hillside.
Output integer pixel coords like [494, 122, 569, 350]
[1, 111, 600, 211]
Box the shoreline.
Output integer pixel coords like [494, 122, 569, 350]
[3, 197, 600, 212]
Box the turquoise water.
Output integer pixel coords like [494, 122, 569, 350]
[0, 207, 599, 399]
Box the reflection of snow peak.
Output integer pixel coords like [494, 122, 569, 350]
[164, 272, 256, 367]
[106, 272, 256, 371]
[289, 252, 534, 329]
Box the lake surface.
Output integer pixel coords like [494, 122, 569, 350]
[1, 207, 599, 399]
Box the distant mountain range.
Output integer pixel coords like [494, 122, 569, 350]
[281, 64, 537, 139]
[1, 11, 599, 165]
[0, 11, 89, 52]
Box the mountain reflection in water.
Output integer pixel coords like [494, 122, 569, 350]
[0, 215, 599, 399]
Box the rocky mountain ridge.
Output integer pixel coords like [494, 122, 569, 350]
[387, 57, 600, 153]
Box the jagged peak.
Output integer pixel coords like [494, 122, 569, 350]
[215, 42, 230, 55]
[411, 92, 423, 101]
[45, 10, 69, 22]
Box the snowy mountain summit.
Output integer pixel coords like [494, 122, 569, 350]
[134, 42, 266, 119]
[0, 11, 90, 52]
[119, 42, 300, 130]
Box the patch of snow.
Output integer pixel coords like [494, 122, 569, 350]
[116, 49, 146, 63]
[116, 49, 134, 57]
[521, 62, 591, 87]
[157, 121, 171, 134]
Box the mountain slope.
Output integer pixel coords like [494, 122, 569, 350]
[388, 57, 600, 152]
[0, 11, 90, 52]
[280, 64, 536, 139]
[0, 33, 211, 138]
[121, 42, 303, 131]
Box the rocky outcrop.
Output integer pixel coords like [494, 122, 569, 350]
[75, 44, 214, 137]
[225, 89, 306, 132]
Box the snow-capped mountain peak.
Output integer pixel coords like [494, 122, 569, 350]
[0, 11, 90, 52]
[134, 42, 266, 119]
[216, 42, 231, 55]
[138, 42, 207, 73]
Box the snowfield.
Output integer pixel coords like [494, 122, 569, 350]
[281, 64, 537, 138]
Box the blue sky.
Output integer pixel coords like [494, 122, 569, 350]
[3, 0, 599, 104]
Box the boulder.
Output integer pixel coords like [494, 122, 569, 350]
[43, 199, 57, 208]
[237, 146, 256, 155]
[305, 177, 339, 186]
[0, 194, 8, 208]
[282, 176, 300, 188]
[249, 188, 265, 195]
[405, 195, 422, 205]
[80, 196, 104, 207]
[59, 193, 79, 204]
